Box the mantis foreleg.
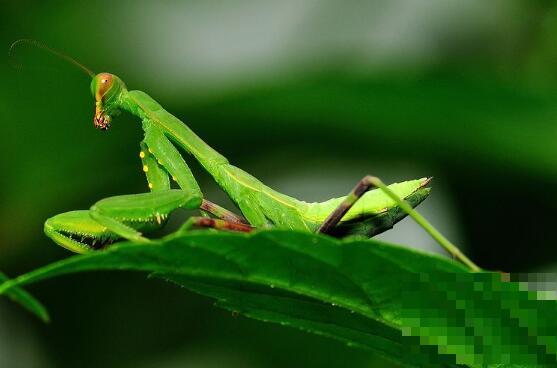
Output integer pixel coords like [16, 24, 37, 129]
[143, 121, 201, 195]
[142, 121, 246, 224]
[140, 141, 170, 191]
[89, 189, 202, 241]
[80, 131, 200, 243]
[89, 210, 148, 243]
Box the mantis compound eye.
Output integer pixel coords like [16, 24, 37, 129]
[95, 73, 114, 99]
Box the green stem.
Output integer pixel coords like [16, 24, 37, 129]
[372, 177, 481, 272]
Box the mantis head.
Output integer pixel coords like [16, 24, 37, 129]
[91, 73, 127, 130]
[9, 41, 127, 130]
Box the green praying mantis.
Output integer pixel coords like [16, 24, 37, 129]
[13, 40, 479, 272]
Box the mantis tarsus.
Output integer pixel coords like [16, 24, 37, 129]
[13, 40, 479, 271]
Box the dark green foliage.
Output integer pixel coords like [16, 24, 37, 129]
[2, 230, 554, 366]
[0, 271, 49, 322]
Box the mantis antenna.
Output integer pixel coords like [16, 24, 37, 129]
[9, 39, 95, 77]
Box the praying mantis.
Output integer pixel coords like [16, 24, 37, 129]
[13, 40, 479, 271]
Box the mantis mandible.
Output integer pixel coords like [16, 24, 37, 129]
[13, 40, 479, 271]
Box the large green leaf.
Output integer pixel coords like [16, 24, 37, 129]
[0, 230, 555, 366]
[0, 271, 49, 322]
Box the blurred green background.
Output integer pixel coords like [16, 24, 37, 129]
[2, 1, 557, 367]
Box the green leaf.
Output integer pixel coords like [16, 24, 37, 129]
[0, 230, 555, 366]
[0, 271, 49, 322]
[161, 274, 412, 365]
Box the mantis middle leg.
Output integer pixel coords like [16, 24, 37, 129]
[178, 217, 254, 234]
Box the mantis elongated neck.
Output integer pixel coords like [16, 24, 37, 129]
[122, 90, 228, 172]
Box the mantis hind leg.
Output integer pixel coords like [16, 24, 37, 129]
[318, 175, 480, 271]
[318, 175, 394, 234]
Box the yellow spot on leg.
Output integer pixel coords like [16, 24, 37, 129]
[148, 183, 153, 189]
[148, 148, 153, 154]
[157, 160, 163, 165]
[172, 176, 177, 182]
[143, 165, 149, 172]
[139, 151, 145, 159]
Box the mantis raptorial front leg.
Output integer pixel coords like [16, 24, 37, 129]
[82, 124, 249, 246]
[142, 122, 200, 194]
[89, 211, 147, 243]
[45, 189, 203, 253]
[140, 122, 247, 224]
